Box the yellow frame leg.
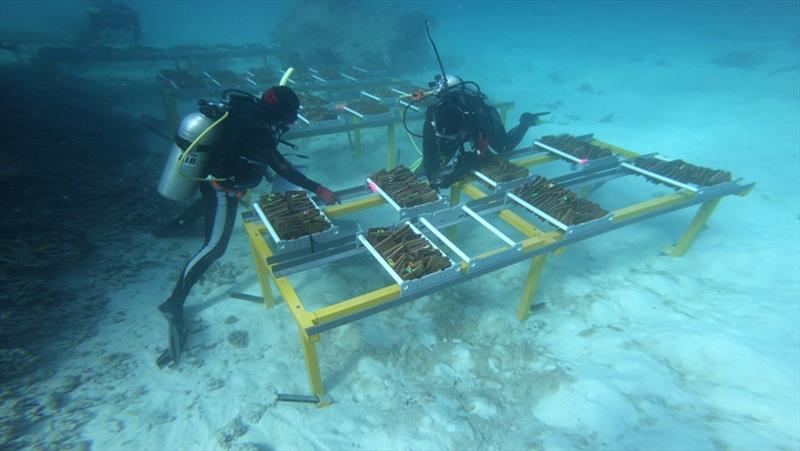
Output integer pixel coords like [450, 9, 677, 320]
[517, 255, 547, 321]
[663, 198, 721, 257]
[299, 330, 326, 397]
[244, 224, 275, 308]
[446, 182, 462, 239]
[386, 123, 396, 170]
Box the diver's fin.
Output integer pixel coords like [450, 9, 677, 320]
[156, 323, 187, 369]
[156, 304, 188, 369]
[169, 320, 186, 363]
[156, 349, 173, 369]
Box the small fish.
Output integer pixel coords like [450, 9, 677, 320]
[545, 100, 563, 110]
[769, 64, 799, 76]
[599, 113, 615, 123]
[711, 51, 765, 69]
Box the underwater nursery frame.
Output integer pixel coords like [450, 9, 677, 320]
[241, 131, 754, 407]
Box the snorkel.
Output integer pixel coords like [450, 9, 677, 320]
[426, 20, 449, 93]
[401, 20, 448, 139]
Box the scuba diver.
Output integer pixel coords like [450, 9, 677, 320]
[154, 85, 339, 368]
[421, 74, 545, 189]
[76, 0, 141, 47]
[401, 21, 547, 189]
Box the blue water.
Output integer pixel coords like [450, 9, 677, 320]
[1, 1, 798, 450]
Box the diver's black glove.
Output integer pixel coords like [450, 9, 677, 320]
[520, 111, 550, 127]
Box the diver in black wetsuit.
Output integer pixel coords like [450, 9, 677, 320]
[156, 86, 338, 368]
[421, 74, 546, 189]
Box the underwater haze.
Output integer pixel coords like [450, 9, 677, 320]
[0, 1, 798, 450]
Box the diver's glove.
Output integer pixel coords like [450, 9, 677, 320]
[315, 185, 339, 205]
[520, 111, 550, 127]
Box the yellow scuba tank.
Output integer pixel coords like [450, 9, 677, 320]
[157, 111, 222, 201]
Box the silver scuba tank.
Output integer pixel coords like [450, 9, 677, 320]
[157, 111, 222, 201]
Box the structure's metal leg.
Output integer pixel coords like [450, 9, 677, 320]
[244, 223, 275, 308]
[299, 330, 326, 397]
[446, 182, 462, 239]
[353, 117, 363, 156]
[160, 89, 179, 129]
[663, 198, 721, 257]
[386, 123, 396, 170]
[517, 255, 547, 321]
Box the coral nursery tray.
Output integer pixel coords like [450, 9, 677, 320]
[203, 69, 247, 88]
[367, 166, 447, 219]
[305, 67, 357, 86]
[535, 134, 617, 167]
[244, 67, 276, 85]
[472, 156, 534, 191]
[359, 223, 459, 294]
[297, 91, 331, 109]
[253, 191, 339, 254]
[157, 69, 210, 90]
[360, 87, 401, 105]
[365, 224, 453, 280]
[340, 99, 394, 120]
[508, 176, 610, 230]
[296, 108, 345, 128]
[624, 156, 732, 189]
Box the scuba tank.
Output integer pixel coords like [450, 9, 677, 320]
[157, 110, 223, 201]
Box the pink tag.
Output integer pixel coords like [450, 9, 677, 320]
[368, 181, 378, 193]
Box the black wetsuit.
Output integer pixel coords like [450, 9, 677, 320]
[158, 95, 319, 328]
[423, 87, 531, 188]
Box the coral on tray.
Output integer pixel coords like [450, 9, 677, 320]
[371, 166, 438, 207]
[539, 134, 614, 161]
[477, 156, 529, 183]
[512, 176, 608, 226]
[258, 191, 331, 240]
[366, 225, 451, 281]
[629, 156, 732, 187]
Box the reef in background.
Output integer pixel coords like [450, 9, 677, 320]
[270, 1, 434, 73]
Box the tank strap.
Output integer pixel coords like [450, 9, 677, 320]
[209, 180, 244, 199]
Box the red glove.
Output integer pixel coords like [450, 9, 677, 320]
[315, 185, 339, 205]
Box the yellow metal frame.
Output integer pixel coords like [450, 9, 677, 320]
[241, 137, 750, 401]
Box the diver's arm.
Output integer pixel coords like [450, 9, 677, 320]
[483, 107, 525, 154]
[263, 143, 320, 193]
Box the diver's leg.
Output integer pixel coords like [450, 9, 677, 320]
[487, 107, 533, 154]
[502, 123, 531, 153]
[157, 183, 239, 367]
